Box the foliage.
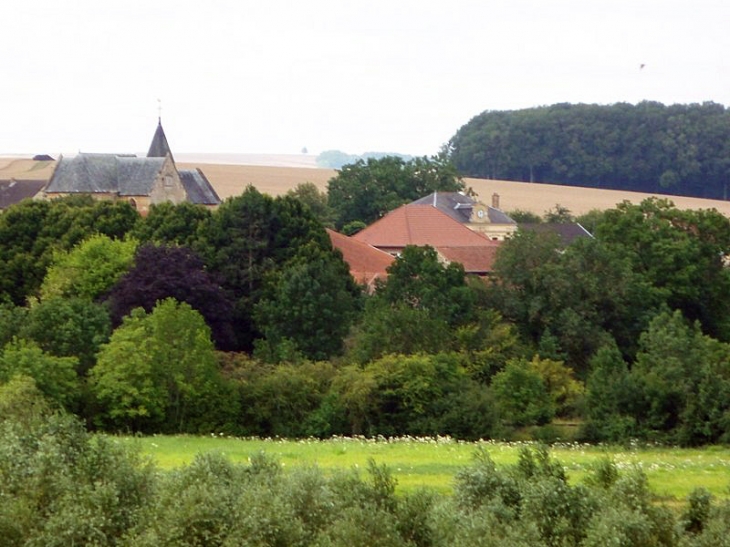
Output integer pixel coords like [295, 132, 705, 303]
[0, 338, 79, 410]
[0, 412, 155, 547]
[224, 356, 337, 437]
[253, 241, 362, 362]
[0, 197, 137, 305]
[286, 181, 336, 227]
[19, 296, 111, 374]
[491, 359, 554, 427]
[0, 300, 27, 348]
[195, 186, 332, 351]
[39, 234, 138, 302]
[583, 310, 730, 445]
[349, 245, 477, 363]
[90, 299, 237, 433]
[104, 243, 236, 350]
[0, 375, 53, 428]
[449, 101, 730, 200]
[130, 200, 211, 246]
[507, 209, 543, 223]
[593, 198, 730, 341]
[488, 226, 657, 374]
[327, 153, 464, 228]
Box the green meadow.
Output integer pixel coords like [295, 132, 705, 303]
[119, 435, 730, 502]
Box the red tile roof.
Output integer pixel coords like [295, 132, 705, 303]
[437, 246, 500, 274]
[327, 229, 395, 289]
[352, 204, 495, 248]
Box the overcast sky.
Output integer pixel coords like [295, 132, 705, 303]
[2, 0, 728, 157]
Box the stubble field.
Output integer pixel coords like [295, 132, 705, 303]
[177, 159, 730, 218]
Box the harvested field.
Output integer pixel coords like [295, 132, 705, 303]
[181, 158, 730, 217]
[179, 162, 335, 201]
[0, 157, 56, 180]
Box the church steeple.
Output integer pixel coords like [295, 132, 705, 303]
[147, 117, 174, 162]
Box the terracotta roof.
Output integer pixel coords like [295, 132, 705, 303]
[437, 245, 500, 274]
[352, 204, 495, 248]
[0, 179, 47, 209]
[327, 228, 394, 289]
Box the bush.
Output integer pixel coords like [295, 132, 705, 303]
[491, 359, 554, 426]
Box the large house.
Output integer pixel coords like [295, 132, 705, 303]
[327, 228, 395, 291]
[410, 191, 517, 240]
[351, 202, 501, 276]
[43, 119, 220, 214]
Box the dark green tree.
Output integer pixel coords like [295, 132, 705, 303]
[195, 186, 332, 351]
[253, 242, 362, 362]
[131, 201, 211, 246]
[20, 297, 111, 375]
[0, 198, 137, 305]
[349, 245, 476, 363]
[488, 229, 652, 373]
[327, 154, 464, 228]
[449, 101, 730, 199]
[594, 198, 730, 341]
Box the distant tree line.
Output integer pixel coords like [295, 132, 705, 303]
[316, 149, 413, 169]
[448, 101, 730, 199]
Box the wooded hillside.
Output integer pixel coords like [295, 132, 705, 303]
[449, 102, 730, 200]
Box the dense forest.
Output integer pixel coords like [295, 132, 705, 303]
[448, 101, 730, 199]
[1, 155, 730, 447]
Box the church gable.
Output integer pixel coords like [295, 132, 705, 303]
[44, 118, 220, 209]
[146, 156, 186, 205]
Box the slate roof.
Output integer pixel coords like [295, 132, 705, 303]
[353, 204, 496, 248]
[179, 168, 221, 205]
[519, 223, 594, 246]
[327, 228, 395, 289]
[45, 154, 165, 195]
[0, 179, 47, 209]
[147, 119, 174, 161]
[411, 192, 516, 225]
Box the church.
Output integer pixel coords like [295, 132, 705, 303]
[43, 120, 221, 215]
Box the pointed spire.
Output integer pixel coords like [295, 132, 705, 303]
[147, 118, 174, 162]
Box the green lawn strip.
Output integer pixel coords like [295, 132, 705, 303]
[115, 435, 730, 501]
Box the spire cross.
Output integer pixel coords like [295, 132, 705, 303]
[157, 99, 162, 122]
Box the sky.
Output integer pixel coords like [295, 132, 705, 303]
[2, 0, 729, 157]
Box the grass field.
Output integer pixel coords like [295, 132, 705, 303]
[117, 435, 730, 503]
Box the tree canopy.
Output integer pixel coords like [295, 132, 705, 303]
[449, 101, 730, 199]
[327, 154, 464, 228]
